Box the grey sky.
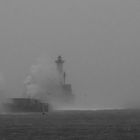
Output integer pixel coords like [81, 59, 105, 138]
[0, 0, 140, 108]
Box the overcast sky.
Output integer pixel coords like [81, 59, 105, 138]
[0, 0, 140, 109]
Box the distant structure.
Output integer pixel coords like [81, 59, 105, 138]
[55, 56, 74, 103]
[55, 56, 65, 85]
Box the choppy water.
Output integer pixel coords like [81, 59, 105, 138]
[0, 110, 140, 140]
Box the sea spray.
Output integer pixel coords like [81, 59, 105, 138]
[24, 55, 74, 109]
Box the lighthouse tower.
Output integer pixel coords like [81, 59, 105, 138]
[55, 56, 74, 102]
[55, 56, 65, 85]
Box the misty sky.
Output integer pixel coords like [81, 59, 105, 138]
[0, 0, 140, 109]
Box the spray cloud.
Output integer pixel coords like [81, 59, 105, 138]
[24, 55, 73, 109]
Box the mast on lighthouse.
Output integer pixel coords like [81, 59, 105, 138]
[55, 56, 65, 85]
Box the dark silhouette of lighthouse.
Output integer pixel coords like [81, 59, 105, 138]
[55, 56, 65, 85]
[55, 56, 74, 102]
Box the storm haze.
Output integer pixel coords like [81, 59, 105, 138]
[0, 0, 140, 109]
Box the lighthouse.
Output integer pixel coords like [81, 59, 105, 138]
[55, 56, 74, 103]
[55, 56, 65, 85]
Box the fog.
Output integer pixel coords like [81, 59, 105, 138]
[0, 0, 140, 109]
